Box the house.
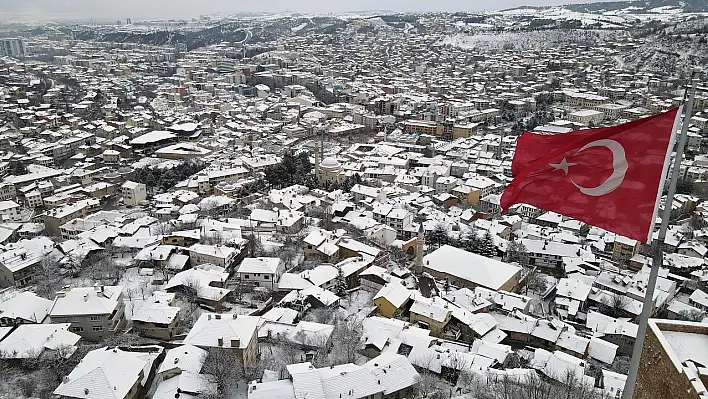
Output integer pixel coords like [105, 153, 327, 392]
[0, 291, 53, 326]
[53, 346, 159, 399]
[302, 229, 340, 261]
[359, 266, 403, 293]
[236, 257, 286, 290]
[0, 239, 52, 287]
[156, 344, 207, 379]
[688, 289, 708, 312]
[132, 291, 181, 340]
[0, 200, 21, 221]
[184, 313, 260, 365]
[554, 277, 593, 320]
[187, 244, 239, 269]
[48, 285, 126, 341]
[248, 355, 418, 399]
[248, 360, 387, 399]
[363, 354, 420, 399]
[521, 239, 585, 273]
[0, 323, 80, 359]
[121, 181, 147, 206]
[423, 245, 522, 292]
[164, 265, 231, 309]
[409, 296, 452, 335]
[279, 285, 341, 310]
[374, 282, 411, 317]
[41, 198, 100, 236]
[612, 236, 640, 261]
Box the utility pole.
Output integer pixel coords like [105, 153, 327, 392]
[622, 70, 698, 399]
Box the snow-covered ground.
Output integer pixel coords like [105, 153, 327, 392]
[291, 23, 307, 32]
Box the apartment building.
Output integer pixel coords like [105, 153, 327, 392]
[42, 198, 101, 236]
[48, 285, 126, 341]
[121, 180, 147, 206]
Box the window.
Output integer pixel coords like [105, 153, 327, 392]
[92, 326, 104, 332]
[264, 275, 270, 280]
[70, 326, 84, 333]
[90, 315, 101, 321]
[244, 275, 249, 279]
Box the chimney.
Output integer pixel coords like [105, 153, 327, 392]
[217, 337, 223, 346]
[83, 293, 89, 301]
[215, 314, 221, 320]
[208, 314, 212, 320]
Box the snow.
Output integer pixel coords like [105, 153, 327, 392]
[291, 23, 308, 32]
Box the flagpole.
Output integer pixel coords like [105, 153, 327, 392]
[622, 71, 698, 399]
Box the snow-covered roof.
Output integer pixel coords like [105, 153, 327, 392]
[238, 257, 282, 275]
[0, 291, 53, 323]
[132, 291, 180, 325]
[374, 282, 411, 308]
[53, 347, 148, 399]
[49, 285, 123, 317]
[185, 313, 260, 349]
[157, 344, 207, 376]
[0, 323, 80, 359]
[424, 245, 521, 291]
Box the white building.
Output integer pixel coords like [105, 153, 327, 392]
[0, 200, 20, 221]
[0, 38, 25, 57]
[121, 181, 147, 206]
[236, 257, 286, 290]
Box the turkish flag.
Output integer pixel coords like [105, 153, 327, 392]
[501, 108, 679, 242]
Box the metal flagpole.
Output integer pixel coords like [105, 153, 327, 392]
[622, 71, 698, 399]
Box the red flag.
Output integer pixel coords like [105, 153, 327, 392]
[501, 108, 678, 242]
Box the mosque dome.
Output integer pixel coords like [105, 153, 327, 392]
[320, 157, 341, 169]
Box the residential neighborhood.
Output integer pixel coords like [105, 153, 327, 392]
[0, 2, 707, 399]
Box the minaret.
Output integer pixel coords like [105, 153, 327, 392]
[315, 130, 325, 181]
[415, 216, 425, 275]
[314, 139, 320, 181]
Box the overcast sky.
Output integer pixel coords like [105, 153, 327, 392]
[0, 0, 606, 21]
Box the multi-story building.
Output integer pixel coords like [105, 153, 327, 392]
[187, 244, 239, 269]
[236, 257, 285, 290]
[0, 200, 21, 221]
[121, 181, 147, 206]
[0, 38, 26, 57]
[41, 198, 101, 236]
[132, 291, 181, 340]
[184, 313, 260, 365]
[48, 285, 126, 341]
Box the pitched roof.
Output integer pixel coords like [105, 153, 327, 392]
[424, 245, 520, 290]
[184, 314, 259, 349]
[53, 347, 148, 399]
[49, 286, 123, 317]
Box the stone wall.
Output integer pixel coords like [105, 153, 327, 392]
[633, 320, 705, 399]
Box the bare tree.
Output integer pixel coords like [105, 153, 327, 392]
[200, 349, 243, 396]
[601, 293, 630, 318]
[34, 254, 65, 299]
[413, 369, 449, 399]
[203, 230, 225, 246]
[328, 316, 363, 365]
[15, 377, 35, 398]
[279, 244, 298, 270]
[506, 241, 529, 266]
[200, 198, 223, 219]
[183, 276, 203, 303]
